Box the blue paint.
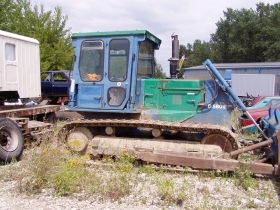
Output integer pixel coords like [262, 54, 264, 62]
[203, 59, 247, 112]
[262, 108, 280, 159]
[187, 80, 233, 128]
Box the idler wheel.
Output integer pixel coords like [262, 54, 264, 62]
[201, 133, 233, 153]
[67, 127, 93, 153]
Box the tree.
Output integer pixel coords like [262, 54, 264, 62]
[0, 0, 13, 31]
[210, 3, 280, 62]
[256, 3, 280, 61]
[0, 0, 74, 71]
[154, 63, 166, 79]
[179, 40, 213, 68]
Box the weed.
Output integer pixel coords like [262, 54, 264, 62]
[176, 192, 186, 206]
[203, 186, 210, 206]
[0, 158, 19, 180]
[138, 165, 157, 176]
[210, 205, 224, 210]
[20, 146, 62, 194]
[53, 155, 88, 196]
[245, 200, 258, 208]
[260, 186, 270, 199]
[141, 197, 147, 204]
[102, 173, 131, 200]
[234, 163, 258, 190]
[54, 120, 65, 134]
[118, 149, 135, 174]
[157, 179, 175, 203]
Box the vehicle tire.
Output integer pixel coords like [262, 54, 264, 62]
[0, 118, 24, 162]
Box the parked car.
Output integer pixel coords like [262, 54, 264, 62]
[248, 96, 280, 109]
[239, 100, 280, 127]
[41, 70, 71, 105]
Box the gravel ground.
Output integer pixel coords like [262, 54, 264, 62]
[0, 160, 280, 210]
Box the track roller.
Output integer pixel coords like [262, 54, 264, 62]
[152, 128, 162, 138]
[105, 126, 116, 136]
[67, 127, 93, 153]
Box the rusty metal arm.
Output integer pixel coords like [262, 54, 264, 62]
[137, 151, 277, 175]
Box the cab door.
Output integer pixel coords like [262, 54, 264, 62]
[76, 40, 105, 109]
[103, 38, 133, 109]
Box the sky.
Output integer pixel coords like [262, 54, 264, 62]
[30, 0, 280, 75]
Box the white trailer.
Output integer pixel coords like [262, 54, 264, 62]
[0, 30, 41, 102]
[232, 74, 280, 97]
[0, 31, 60, 162]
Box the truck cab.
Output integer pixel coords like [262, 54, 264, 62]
[67, 30, 161, 113]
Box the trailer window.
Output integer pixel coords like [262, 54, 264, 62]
[108, 39, 129, 82]
[79, 41, 104, 81]
[5, 43, 16, 61]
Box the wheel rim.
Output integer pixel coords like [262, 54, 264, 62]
[201, 133, 233, 153]
[0, 127, 18, 152]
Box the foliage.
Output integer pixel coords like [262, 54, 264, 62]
[118, 149, 136, 174]
[178, 3, 280, 66]
[0, 0, 13, 30]
[234, 161, 258, 190]
[179, 40, 214, 68]
[156, 179, 175, 202]
[154, 61, 167, 79]
[211, 2, 280, 63]
[0, 0, 74, 71]
[53, 155, 88, 196]
[21, 146, 63, 194]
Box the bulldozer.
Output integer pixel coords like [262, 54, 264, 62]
[59, 30, 279, 175]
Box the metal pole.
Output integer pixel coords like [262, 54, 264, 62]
[230, 139, 273, 157]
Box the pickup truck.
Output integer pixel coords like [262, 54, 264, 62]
[41, 70, 71, 105]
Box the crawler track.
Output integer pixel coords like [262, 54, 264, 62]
[58, 119, 240, 151]
[57, 119, 280, 175]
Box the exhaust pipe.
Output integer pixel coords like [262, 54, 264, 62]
[168, 34, 179, 79]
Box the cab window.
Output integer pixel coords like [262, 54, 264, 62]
[136, 40, 155, 95]
[79, 41, 104, 81]
[108, 39, 129, 82]
[137, 41, 154, 78]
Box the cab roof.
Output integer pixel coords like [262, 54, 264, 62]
[72, 30, 161, 46]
